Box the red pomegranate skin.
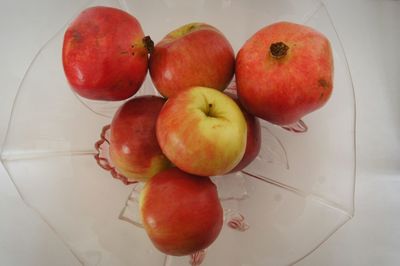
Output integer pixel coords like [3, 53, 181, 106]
[62, 6, 149, 101]
[236, 21, 333, 125]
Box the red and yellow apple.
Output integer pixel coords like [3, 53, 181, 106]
[140, 167, 223, 256]
[225, 93, 261, 173]
[109, 96, 171, 182]
[62, 6, 153, 101]
[149, 23, 235, 98]
[236, 21, 334, 125]
[156, 86, 247, 176]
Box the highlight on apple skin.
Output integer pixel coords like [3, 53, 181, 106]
[156, 86, 247, 176]
[62, 6, 153, 101]
[236, 21, 334, 126]
[140, 167, 223, 256]
[109, 95, 171, 182]
[149, 22, 235, 98]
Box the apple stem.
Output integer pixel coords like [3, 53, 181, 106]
[142, 36, 154, 54]
[206, 103, 214, 117]
[270, 42, 289, 59]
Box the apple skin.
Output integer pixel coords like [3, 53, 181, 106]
[140, 167, 223, 256]
[149, 23, 235, 98]
[109, 96, 171, 182]
[236, 21, 334, 125]
[225, 93, 261, 173]
[156, 87, 247, 176]
[62, 6, 151, 101]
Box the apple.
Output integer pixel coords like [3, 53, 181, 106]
[225, 92, 261, 173]
[109, 96, 171, 182]
[62, 6, 153, 101]
[236, 21, 334, 125]
[140, 167, 223, 256]
[156, 86, 247, 176]
[149, 22, 235, 98]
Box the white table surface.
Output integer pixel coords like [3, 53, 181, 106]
[1, 0, 399, 265]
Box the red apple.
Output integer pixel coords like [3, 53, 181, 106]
[225, 92, 261, 173]
[236, 21, 334, 125]
[149, 22, 235, 98]
[109, 96, 171, 182]
[140, 167, 223, 256]
[156, 87, 247, 176]
[62, 6, 153, 101]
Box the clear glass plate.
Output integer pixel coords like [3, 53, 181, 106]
[0, 0, 356, 265]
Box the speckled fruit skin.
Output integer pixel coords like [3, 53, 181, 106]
[109, 96, 171, 182]
[140, 167, 223, 256]
[236, 21, 334, 125]
[62, 6, 149, 101]
[149, 22, 235, 98]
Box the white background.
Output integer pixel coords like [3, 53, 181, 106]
[0, 0, 399, 265]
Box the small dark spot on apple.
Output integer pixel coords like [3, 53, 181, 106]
[319, 92, 324, 99]
[188, 24, 196, 32]
[209, 103, 213, 108]
[131, 52, 135, 56]
[72, 30, 82, 42]
[318, 79, 329, 89]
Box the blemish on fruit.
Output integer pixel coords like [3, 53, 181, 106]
[318, 79, 329, 89]
[187, 24, 196, 32]
[72, 30, 82, 42]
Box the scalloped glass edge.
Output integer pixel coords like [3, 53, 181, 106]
[0, 0, 356, 265]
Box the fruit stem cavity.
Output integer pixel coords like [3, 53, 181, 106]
[270, 42, 289, 59]
[143, 36, 154, 54]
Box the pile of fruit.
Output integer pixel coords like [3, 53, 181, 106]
[62, 6, 333, 257]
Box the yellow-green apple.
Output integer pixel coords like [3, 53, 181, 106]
[225, 93, 261, 173]
[149, 23, 235, 98]
[63, 6, 153, 101]
[156, 86, 247, 176]
[140, 167, 223, 256]
[109, 96, 171, 182]
[236, 21, 334, 125]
